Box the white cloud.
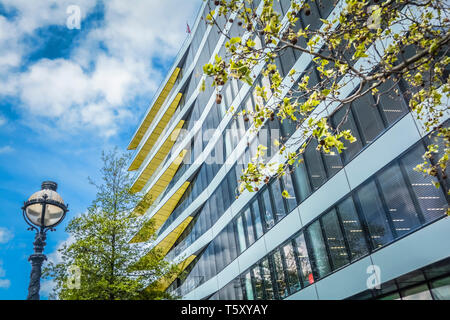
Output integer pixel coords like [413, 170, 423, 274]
[0, 115, 6, 127]
[0, 0, 203, 139]
[0, 279, 10, 289]
[0, 227, 13, 243]
[0, 146, 14, 154]
[0, 261, 10, 289]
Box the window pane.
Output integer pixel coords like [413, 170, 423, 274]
[293, 232, 314, 286]
[304, 140, 327, 190]
[236, 215, 247, 253]
[273, 250, 289, 299]
[376, 79, 409, 125]
[351, 91, 385, 145]
[281, 172, 298, 212]
[356, 181, 394, 249]
[261, 189, 275, 230]
[400, 143, 448, 223]
[283, 243, 301, 294]
[291, 155, 312, 202]
[431, 276, 450, 300]
[401, 284, 433, 300]
[244, 272, 255, 300]
[337, 197, 369, 260]
[271, 179, 287, 221]
[251, 199, 264, 239]
[377, 163, 422, 237]
[252, 265, 264, 300]
[322, 149, 344, 178]
[243, 207, 256, 246]
[261, 258, 275, 299]
[307, 220, 332, 279]
[331, 105, 363, 163]
[321, 209, 350, 270]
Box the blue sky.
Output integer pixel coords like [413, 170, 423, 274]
[0, 0, 202, 299]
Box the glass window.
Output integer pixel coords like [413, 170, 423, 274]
[316, 0, 334, 19]
[377, 163, 422, 237]
[244, 207, 256, 246]
[307, 220, 332, 279]
[272, 250, 289, 299]
[261, 189, 275, 230]
[376, 79, 409, 125]
[293, 232, 314, 286]
[299, 1, 322, 32]
[304, 140, 327, 190]
[243, 271, 255, 300]
[356, 181, 394, 249]
[336, 196, 369, 261]
[401, 284, 433, 300]
[252, 265, 264, 300]
[430, 276, 450, 300]
[331, 105, 363, 163]
[261, 258, 275, 299]
[400, 143, 448, 223]
[270, 179, 287, 221]
[321, 209, 350, 270]
[351, 91, 385, 145]
[322, 150, 344, 179]
[291, 155, 312, 202]
[281, 172, 298, 212]
[236, 215, 247, 253]
[282, 243, 301, 294]
[251, 199, 264, 239]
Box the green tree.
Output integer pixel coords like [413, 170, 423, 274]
[202, 0, 449, 207]
[43, 149, 178, 300]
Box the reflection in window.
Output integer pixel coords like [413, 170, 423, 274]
[252, 265, 264, 300]
[337, 197, 369, 260]
[251, 199, 264, 239]
[307, 220, 332, 279]
[376, 81, 408, 125]
[283, 243, 301, 294]
[236, 216, 247, 253]
[291, 155, 312, 202]
[273, 250, 288, 299]
[431, 276, 450, 300]
[321, 209, 350, 269]
[261, 189, 275, 230]
[293, 232, 314, 286]
[244, 207, 256, 246]
[261, 258, 275, 299]
[281, 172, 298, 212]
[400, 143, 448, 223]
[401, 284, 433, 300]
[304, 140, 327, 190]
[351, 91, 385, 145]
[271, 179, 287, 221]
[331, 105, 363, 163]
[356, 181, 394, 249]
[243, 271, 254, 300]
[377, 163, 422, 237]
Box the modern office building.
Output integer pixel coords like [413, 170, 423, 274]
[126, 0, 450, 300]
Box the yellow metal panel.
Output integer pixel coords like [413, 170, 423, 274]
[130, 122, 186, 193]
[128, 67, 181, 150]
[155, 254, 197, 291]
[131, 148, 187, 198]
[129, 181, 191, 243]
[128, 92, 183, 171]
[153, 215, 193, 257]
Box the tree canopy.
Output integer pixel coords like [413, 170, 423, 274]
[201, 0, 449, 207]
[43, 150, 178, 300]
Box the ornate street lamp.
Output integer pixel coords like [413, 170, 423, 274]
[22, 181, 69, 300]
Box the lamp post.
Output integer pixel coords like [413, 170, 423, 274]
[22, 181, 69, 300]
